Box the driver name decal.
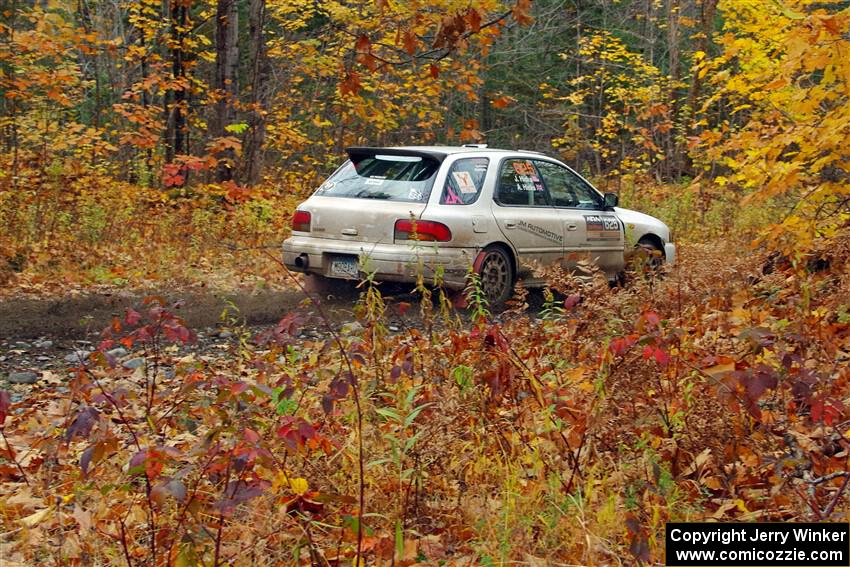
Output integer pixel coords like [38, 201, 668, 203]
[584, 215, 621, 241]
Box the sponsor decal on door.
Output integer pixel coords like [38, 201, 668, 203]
[584, 215, 621, 241]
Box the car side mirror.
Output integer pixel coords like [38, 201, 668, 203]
[603, 192, 619, 209]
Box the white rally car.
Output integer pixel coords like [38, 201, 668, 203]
[283, 146, 675, 304]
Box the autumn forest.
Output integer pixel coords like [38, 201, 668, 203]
[1, 0, 850, 564]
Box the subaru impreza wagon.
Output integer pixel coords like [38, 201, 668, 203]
[283, 145, 675, 304]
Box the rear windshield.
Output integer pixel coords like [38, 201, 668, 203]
[314, 154, 439, 203]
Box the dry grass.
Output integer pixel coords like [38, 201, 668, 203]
[3, 232, 849, 565]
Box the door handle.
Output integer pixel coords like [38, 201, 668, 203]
[567, 224, 578, 231]
[504, 221, 517, 229]
[341, 228, 358, 236]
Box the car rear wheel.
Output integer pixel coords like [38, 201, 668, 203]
[476, 246, 514, 305]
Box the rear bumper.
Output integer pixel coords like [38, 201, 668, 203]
[283, 236, 477, 289]
[664, 243, 676, 266]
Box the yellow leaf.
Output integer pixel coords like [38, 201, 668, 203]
[290, 477, 309, 495]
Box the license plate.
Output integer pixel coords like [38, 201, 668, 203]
[329, 257, 359, 279]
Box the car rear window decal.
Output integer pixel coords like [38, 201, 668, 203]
[452, 171, 478, 194]
[442, 185, 463, 204]
[441, 157, 488, 205]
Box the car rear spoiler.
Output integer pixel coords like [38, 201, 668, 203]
[346, 147, 448, 164]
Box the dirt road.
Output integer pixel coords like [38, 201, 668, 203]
[0, 288, 313, 339]
[0, 283, 431, 388]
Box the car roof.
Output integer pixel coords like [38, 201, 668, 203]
[346, 145, 549, 163]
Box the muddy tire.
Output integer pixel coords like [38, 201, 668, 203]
[476, 247, 515, 306]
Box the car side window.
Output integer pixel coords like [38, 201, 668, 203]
[534, 160, 603, 209]
[440, 157, 489, 205]
[495, 159, 550, 206]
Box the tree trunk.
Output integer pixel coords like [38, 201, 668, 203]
[165, 0, 188, 164]
[665, 0, 681, 180]
[173, 3, 187, 157]
[684, 0, 718, 176]
[214, 0, 239, 181]
[1, 0, 19, 174]
[241, 0, 269, 185]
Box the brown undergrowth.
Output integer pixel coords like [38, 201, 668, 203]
[0, 174, 303, 298]
[1, 234, 849, 566]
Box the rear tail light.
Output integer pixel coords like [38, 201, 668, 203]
[394, 219, 452, 242]
[292, 210, 311, 232]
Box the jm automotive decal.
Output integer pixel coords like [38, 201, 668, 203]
[516, 220, 563, 245]
[584, 215, 621, 241]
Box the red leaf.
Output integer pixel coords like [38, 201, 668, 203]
[163, 173, 185, 187]
[403, 31, 417, 55]
[511, 0, 534, 25]
[491, 96, 512, 109]
[466, 8, 482, 32]
[125, 309, 141, 326]
[0, 391, 10, 424]
[357, 53, 378, 72]
[243, 427, 260, 444]
[811, 398, 843, 426]
[812, 398, 824, 423]
[80, 443, 105, 477]
[340, 71, 362, 96]
[609, 335, 637, 356]
[65, 406, 100, 442]
[80, 445, 95, 476]
[146, 451, 164, 480]
[355, 34, 371, 53]
[430, 64, 439, 79]
[298, 420, 316, 440]
[743, 366, 778, 402]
